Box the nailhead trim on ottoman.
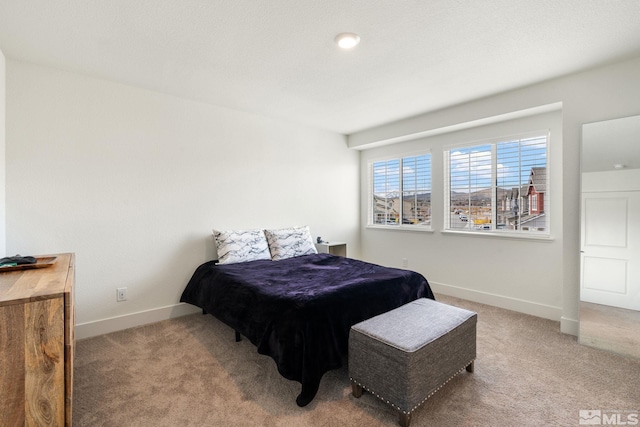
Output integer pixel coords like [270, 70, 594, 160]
[349, 298, 477, 427]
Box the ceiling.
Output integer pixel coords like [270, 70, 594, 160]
[1, 0, 640, 135]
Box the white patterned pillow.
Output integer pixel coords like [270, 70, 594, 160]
[264, 226, 318, 261]
[213, 229, 271, 265]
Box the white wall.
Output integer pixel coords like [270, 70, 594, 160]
[0, 49, 5, 251]
[350, 56, 640, 335]
[5, 60, 360, 338]
[359, 110, 564, 321]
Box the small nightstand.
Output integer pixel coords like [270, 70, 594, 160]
[315, 242, 347, 257]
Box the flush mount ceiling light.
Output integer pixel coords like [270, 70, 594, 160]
[335, 32, 360, 49]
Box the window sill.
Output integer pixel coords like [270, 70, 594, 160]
[366, 224, 434, 233]
[441, 229, 554, 242]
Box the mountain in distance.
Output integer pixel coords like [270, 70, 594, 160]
[450, 187, 511, 203]
[388, 187, 514, 203]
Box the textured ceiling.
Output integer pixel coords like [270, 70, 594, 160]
[1, 0, 640, 134]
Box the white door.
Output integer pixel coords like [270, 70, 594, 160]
[581, 186, 640, 311]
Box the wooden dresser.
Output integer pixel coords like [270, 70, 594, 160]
[0, 253, 75, 427]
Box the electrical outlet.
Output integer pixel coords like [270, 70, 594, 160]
[116, 287, 127, 302]
[402, 258, 408, 268]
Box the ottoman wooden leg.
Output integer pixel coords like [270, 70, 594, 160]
[399, 411, 412, 427]
[351, 382, 363, 398]
[466, 360, 475, 373]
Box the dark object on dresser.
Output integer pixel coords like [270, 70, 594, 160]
[0, 255, 37, 265]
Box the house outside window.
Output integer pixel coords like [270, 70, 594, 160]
[369, 154, 431, 228]
[444, 133, 548, 234]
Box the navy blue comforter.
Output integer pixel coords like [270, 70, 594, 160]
[180, 253, 433, 406]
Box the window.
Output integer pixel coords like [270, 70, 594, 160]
[370, 154, 431, 228]
[445, 133, 548, 234]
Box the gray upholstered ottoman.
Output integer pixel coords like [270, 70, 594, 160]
[349, 298, 477, 427]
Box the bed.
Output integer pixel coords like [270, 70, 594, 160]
[180, 250, 434, 407]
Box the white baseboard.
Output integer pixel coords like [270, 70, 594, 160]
[75, 303, 201, 340]
[430, 281, 565, 324]
[75, 285, 579, 340]
[560, 316, 579, 336]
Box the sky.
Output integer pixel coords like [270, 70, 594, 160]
[373, 154, 431, 196]
[373, 134, 547, 197]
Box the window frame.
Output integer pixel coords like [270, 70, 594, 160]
[367, 151, 433, 231]
[443, 131, 550, 237]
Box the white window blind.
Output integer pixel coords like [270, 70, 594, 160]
[445, 133, 548, 234]
[370, 154, 431, 228]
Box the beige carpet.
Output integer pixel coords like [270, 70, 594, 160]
[73, 295, 640, 426]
